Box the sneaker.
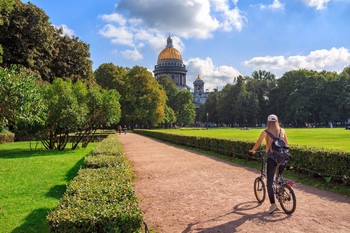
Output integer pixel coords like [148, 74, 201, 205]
[266, 205, 278, 214]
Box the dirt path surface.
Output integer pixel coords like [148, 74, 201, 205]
[118, 133, 350, 233]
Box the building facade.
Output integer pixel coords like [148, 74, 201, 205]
[193, 75, 209, 109]
[153, 35, 188, 90]
[154, 35, 208, 108]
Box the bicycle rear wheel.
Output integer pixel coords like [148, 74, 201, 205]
[254, 177, 266, 203]
[279, 185, 296, 214]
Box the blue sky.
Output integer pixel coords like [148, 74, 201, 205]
[24, 0, 350, 91]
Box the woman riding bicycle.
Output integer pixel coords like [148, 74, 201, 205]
[249, 114, 289, 214]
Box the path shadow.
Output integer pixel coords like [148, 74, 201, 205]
[182, 201, 291, 233]
[11, 208, 51, 233]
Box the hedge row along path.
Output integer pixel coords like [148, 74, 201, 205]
[118, 133, 350, 233]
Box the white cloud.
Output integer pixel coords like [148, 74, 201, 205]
[242, 47, 350, 74]
[99, 24, 134, 47]
[100, 13, 127, 26]
[299, 0, 331, 10]
[185, 57, 241, 91]
[99, 0, 246, 61]
[121, 48, 143, 61]
[55, 24, 74, 37]
[103, 0, 245, 39]
[260, 0, 285, 10]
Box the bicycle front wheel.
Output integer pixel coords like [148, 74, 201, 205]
[254, 177, 266, 203]
[279, 185, 296, 214]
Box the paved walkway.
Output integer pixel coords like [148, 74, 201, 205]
[118, 133, 350, 233]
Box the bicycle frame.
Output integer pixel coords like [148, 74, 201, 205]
[253, 150, 297, 214]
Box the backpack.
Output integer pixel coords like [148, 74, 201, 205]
[265, 129, 290, 165]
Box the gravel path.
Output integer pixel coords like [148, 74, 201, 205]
[118, 133, 350, 233]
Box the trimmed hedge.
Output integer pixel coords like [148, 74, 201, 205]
[47, 134, 143, 232]
[134, 129, 350, 182]
[0, 129, 14, 144]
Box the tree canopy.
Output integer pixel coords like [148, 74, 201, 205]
[198, 68, 350, 127]
[95, 64, 167, 128]
[157, 74, 196, 126]
[0, 1, 93, 83]
[0, 66, 44, 130]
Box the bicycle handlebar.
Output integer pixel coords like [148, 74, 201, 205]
[254, 150, 266, 153]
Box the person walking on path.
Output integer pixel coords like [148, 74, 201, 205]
[123, 125, 127, 135]
[249, 114, 289, 214]
[118, 125, 122, 135]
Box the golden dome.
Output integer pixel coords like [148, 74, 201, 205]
[196, 74, 202, 81]
[157, 47, 182, 62]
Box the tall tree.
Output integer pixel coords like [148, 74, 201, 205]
[0, 0, 15, 62]
[49, 30, 94, 84]
[157, 74, 196, 126]
[95, 63, 127, 92]
[0, 1, 57, 80]
[247, 70, 276, 125]
[173, 89, 196, 125]
[201, 91, 220, 125]
[122, 66, 166, 128]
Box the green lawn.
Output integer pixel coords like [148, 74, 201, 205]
[0, 141, 98, 233]
[156, 128, 350, 151]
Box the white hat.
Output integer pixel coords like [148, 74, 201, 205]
[267, 114, 278, 122]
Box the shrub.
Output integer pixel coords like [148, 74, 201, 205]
[0, 129, 14, 143]
[47, 134, 143, 232]
[134, 129, 350, 183]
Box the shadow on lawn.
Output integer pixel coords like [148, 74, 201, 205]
[11, 208, 51, 233]
[45, 157, 85, 200]
[0, 148, 78, 159]
[12, 157, 86, 232]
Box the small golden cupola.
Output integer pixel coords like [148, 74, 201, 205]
[193, 74, 204, 94]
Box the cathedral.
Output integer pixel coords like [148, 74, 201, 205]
[154, 35, 209, 108]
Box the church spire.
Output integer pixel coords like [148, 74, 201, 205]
[166, 34, 173, 48]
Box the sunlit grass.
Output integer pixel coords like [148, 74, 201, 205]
[0, 141, 98, 233]
[155, 127, 350, 151]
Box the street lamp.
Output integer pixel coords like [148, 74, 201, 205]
[206, 112, 209, 130]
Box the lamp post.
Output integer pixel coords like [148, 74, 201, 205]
[206, 112, 209, 130]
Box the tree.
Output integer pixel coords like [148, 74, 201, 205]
[218, 83, 237, 126]
[0, 1, 94, 83]
[0, 65, 44, 130]
[269, 69, 318, 126]
[247, 70, 276, 125]
[0, 1, 57, 80]
[0, 0, 15, 63]
[200, 91, 220, 125]
[72, 85, 121, 149]
[40, 79, 87, 150]
[161, 105, 176, 128]
[95, 63, 127, 91]
[173, 89, 196, 125]
[49, 30, 94, 84]
[157, 74, 196, 126]
[122, 66, 166, 128]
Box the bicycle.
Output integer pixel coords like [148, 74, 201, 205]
[253, 150, 296, 214]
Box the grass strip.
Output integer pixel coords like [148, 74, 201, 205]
[0, 141, 98, 233]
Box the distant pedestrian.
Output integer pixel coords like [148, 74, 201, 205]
[123, 125, 127, 135]
[118, 125, 122, 135]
